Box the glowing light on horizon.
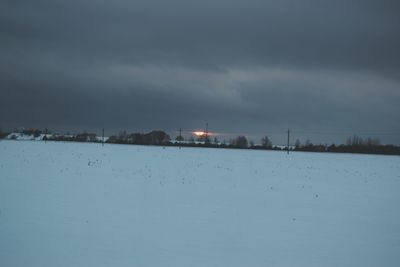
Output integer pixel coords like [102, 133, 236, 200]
[193, 131, 206, 136]
[192, 131, 217, 136]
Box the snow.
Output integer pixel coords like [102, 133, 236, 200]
[1, 140, 400, 267]
[5, 133, 109, 142]
[5, 133, 50, 141]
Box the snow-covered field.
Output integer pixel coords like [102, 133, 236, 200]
[1, 140, 400, 267]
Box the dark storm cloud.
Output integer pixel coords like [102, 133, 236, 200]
[2, 0, 400, 71]
[1, 0, 400, 144]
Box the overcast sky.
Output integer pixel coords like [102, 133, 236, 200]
[1, 0, 399, 144]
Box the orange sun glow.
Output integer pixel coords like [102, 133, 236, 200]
[192, 131, 217, 136]
[193, 131, 206, 136]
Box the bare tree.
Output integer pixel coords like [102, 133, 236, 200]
[261, 136, 272, 148]
[235, 136, 248, 148]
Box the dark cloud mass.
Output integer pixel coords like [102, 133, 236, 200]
[1, 0, 400, 144]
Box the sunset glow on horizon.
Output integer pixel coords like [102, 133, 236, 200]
[193, 131, 217, 137]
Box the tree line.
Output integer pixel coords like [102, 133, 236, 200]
[1, 128, 399, 155]
[293, 135, 400, 155]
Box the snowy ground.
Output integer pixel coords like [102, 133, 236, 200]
[1, 140, 400, 267]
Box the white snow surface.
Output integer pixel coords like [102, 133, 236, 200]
[1, 140, 400, 267]
[5, 133, 50, 141]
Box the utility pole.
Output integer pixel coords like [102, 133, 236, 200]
[45, 128, 48, 144]
[287, 129, 290, 154]
[102, 128, 105, 147]
[179, 128, 182, 149]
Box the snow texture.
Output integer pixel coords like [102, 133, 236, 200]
[1, 140, 400, 267]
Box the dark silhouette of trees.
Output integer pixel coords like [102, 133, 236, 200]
[0, 128, 8, 139]
[146, 130, 170, 145]
[118, 130, 128, 142]
[76, 132, 97, 142]
[4, 126, 399, 155]
[293, 135, 399, 155]
[261, 136, 272, 148]
[107, 130, 170, 145]
[234, 136, 248, 148]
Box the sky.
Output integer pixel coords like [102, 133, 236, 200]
[1, 0, 400, 145]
